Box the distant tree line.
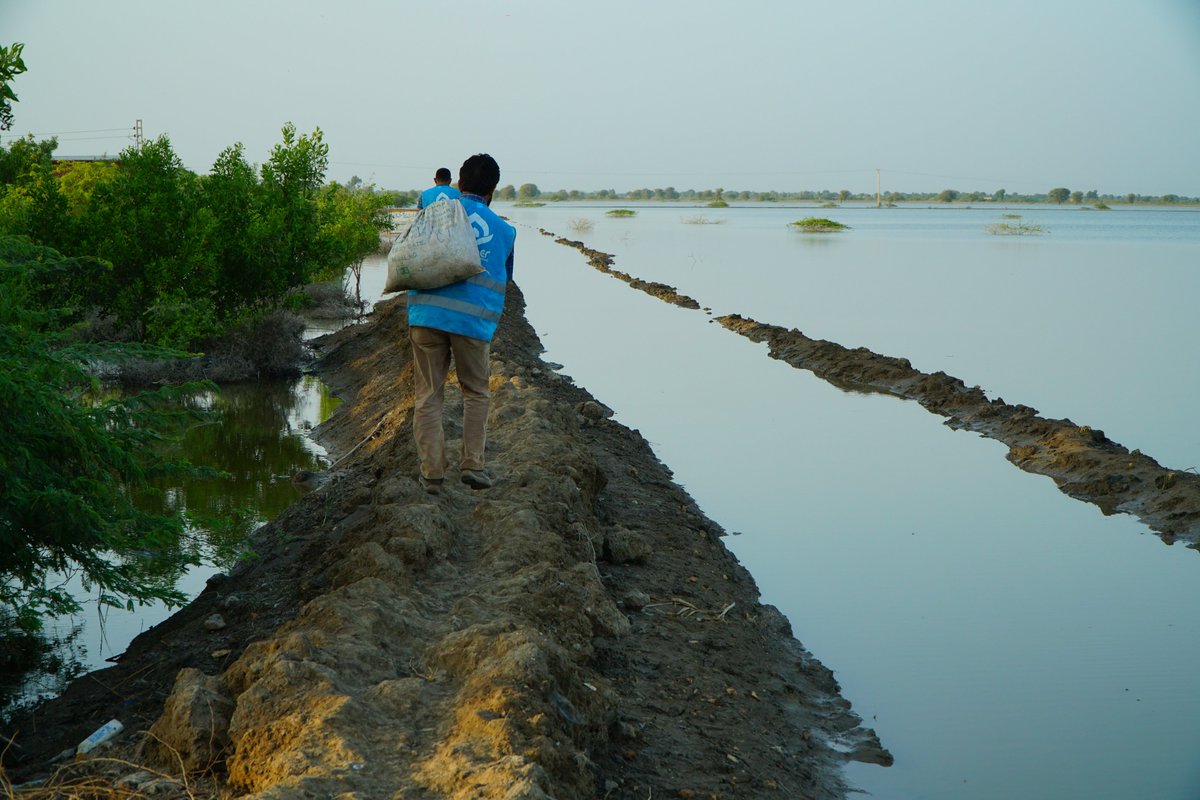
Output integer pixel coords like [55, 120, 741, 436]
[450, 182, 1198, 206]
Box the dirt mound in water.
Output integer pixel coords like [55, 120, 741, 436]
[718, 314, 1200, 549]
[2, 286, 887, 798]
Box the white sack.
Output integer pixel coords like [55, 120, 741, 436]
[385, 199, 483, 292]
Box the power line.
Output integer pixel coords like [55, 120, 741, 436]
[1, 126, 132, 138]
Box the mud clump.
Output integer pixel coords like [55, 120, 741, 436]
[542, 229, 701, 309]
[716, 314, 1200, 549]
[2, 286, 887, 798]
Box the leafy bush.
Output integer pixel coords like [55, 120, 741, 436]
[0, 125, 388, 352]
[0, 239, 216, 629]
[606, 209, 637, 217]
[789, 217, 848, 232]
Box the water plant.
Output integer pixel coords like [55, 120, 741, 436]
[705, 199, 728, 208]
[820, 202, 839, 208]
[513, 201, 545, 208]
[1094, 201, 1111, 210]
[789, 217, 849, 232]
[568, 217, 594, 234]
[682, 215, 724, 225]
[606, 209, 637, 217]
[1002, 213, 1022, 219]
[985, 222, 1047, 235]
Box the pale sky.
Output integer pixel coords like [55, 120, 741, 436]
[3, 0, 1198, 196]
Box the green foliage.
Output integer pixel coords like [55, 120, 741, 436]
[55, 160, 118, 216]
[790, 217, 848, 232]
[0, 123, 385, 350]
[937, 189, 959, 203]
[1047, 187, 1070, 204]
[512, 201, 545, 207]
[0, 42, 27, 132]
[0, 135, 67, 244]
[606, 209, 637, 217]
[705, 199, 728, 208]
[517, 183, 541, 199]
[0, 238, 216, 629]
[985, 222, 1046, 235]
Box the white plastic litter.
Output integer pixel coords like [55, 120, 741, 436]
[385, 199, 483, 292]
[76, 719, 124, 755]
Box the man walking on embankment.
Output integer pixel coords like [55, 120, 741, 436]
[407, 154, 515, 494]
[416, 166, 461, 209]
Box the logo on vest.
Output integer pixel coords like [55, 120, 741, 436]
[469, 212, 494, 245]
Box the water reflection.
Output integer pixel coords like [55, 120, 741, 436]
[1, 376, 339, 718]
[497, 204, 1200, 800]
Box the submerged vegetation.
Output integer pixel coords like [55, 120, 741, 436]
[606, 208, 637, 217]
[789, 217, 849, 232]
[985, 221, 1047, 235]
[682, 215, 725, 225]
[568, 217, 594, 233]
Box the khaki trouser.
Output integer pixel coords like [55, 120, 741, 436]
[409, 325, 491, 480]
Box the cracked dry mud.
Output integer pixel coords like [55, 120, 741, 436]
[2, 284, 888, 799]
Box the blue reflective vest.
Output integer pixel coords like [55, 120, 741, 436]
[407, 195, 516, 342]
[418, 184, 461, 209]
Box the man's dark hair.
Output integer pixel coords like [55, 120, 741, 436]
[458, 154, 500, 196]
[434, 167, 452, 183]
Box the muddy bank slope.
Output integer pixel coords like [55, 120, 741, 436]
[2, 284, 887, 799]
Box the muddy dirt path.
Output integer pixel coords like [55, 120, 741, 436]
[547, 232, 1200, 551]
[2, 285, 887, 799]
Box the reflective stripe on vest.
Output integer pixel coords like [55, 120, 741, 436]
[467, 273, 506, 293]
[408, 293, 503, 323]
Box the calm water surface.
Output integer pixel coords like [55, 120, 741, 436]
[498, 203, 1200, 800]
[9, 378, 338, 713]
[17, 205, 1199, 798]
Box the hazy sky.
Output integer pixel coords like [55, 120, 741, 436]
[4, 0, 1198, 196]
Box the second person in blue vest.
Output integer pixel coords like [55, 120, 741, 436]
[417, 167, 462, 209]
[408, 154, 516, 494]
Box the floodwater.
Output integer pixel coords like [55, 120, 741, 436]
[12, 202, 1200, 798]
[5, 378, 339, 714]
[498, 203, 1200, 800]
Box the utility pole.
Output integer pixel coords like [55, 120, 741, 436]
[876, 168, 881, 208]
[134, 119, 143, 150]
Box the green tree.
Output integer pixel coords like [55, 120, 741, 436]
[993, 188, 1007, 202]
[517, 183, 540, 199]
[937, 189, 959, 203]
[0, 237, 213, 629]
[0, 135, 67, 245]
[257, 123, 331, 295]
[317, 180, 391, 305]
[495, 184, 516, 201]
[1047, 187, 1070, 203]
[0, 42, 27, 132]
[56, 160, 118, 217]
[1069, 190, 1083, 204]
